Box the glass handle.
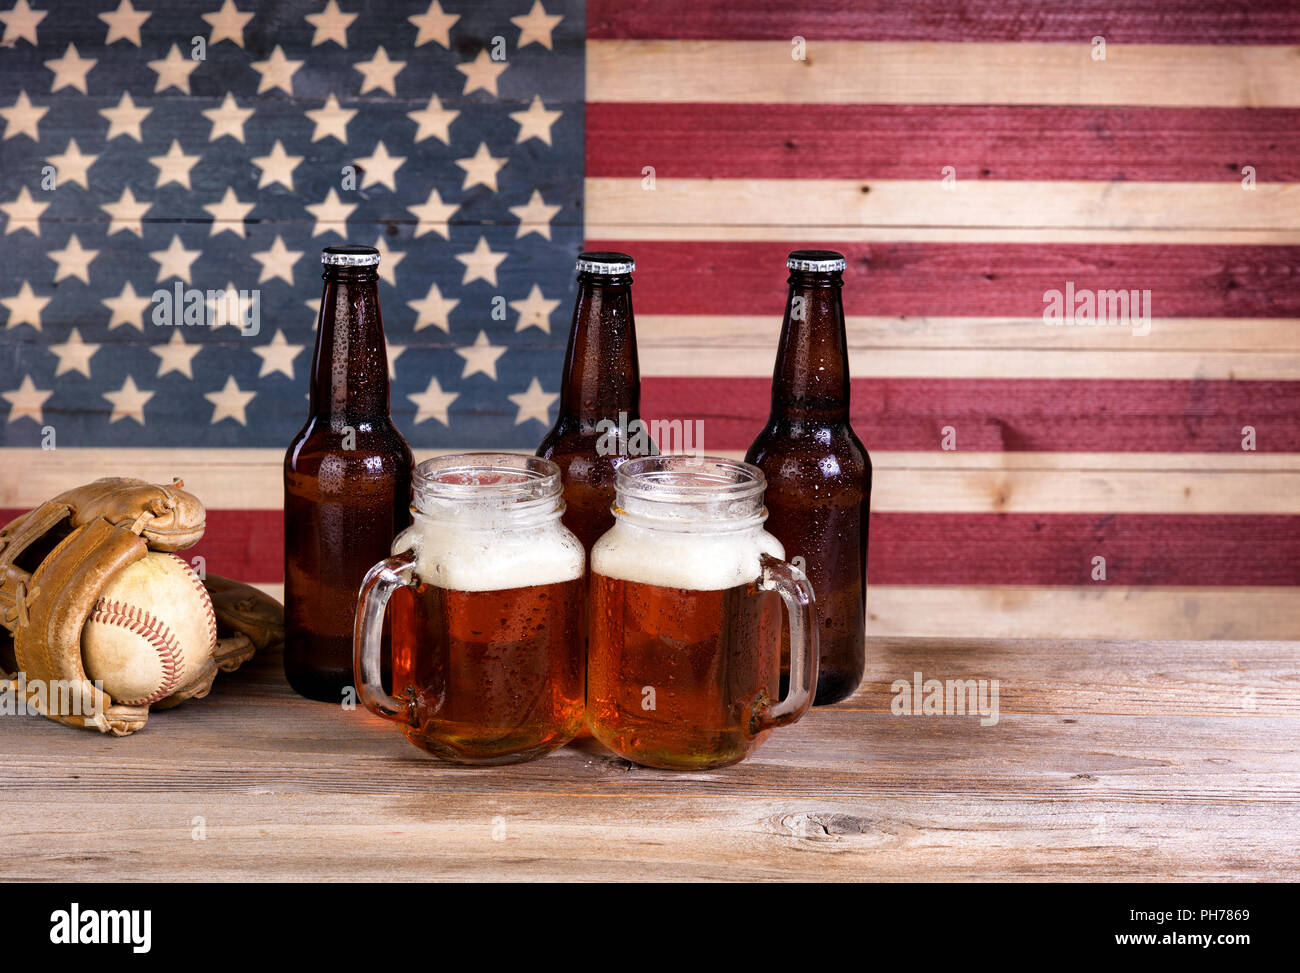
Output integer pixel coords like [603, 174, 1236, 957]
[353, 549, 416, 725]
[756, 553, 819, 731]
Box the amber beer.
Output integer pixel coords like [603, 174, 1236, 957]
[284, 244, 413, 702]
[746, 250, 871, 706]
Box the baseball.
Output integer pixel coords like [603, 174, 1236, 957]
[81, 552, 218, 706]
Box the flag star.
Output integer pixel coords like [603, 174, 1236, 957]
[45, 43, 96, 94]
[367, 237, 403, 286]
[0, 0, 45, 46]
[99, 0, 149, 45]
[408, 187, 457, 239]
[511, 1, 562, 49]
[455, 142, 506, 191]
[149, 235, 201, 283]
[251, 140, 302, 190]
[151, 329, 202, 379]
[408, 376, 457, 426]
[49, 327, 98, 378]
[1, 186, 49, 236]
[454, 236, 506, 286]
[306, 0, 355, 46]
[306, 93, 354, 142]
[3, 375, 53, 424]
[103, 281, 151, 330]
[104, 375, 153, 424]
[1, 90, 48, 141]
[46, 139, 96, 189]
[48, 234, 98, 283]
[510, 284, 560, 333]
[251, 44, 302, 95]
[206, 376, 255, 425]
[509, 94, 562, 146]
[508, 189, 561, 240]
[408, 0, 457, 47]
[508, 377, 556, 426]
[408, 281, 458, 332]
[203, 187, 254, 237]
[407, 93, 458, 144]
[252, 235, 302, 285]
[355, 46, 405, 95]
[206, 281, 244, 331]
[355, 141, 405, 191]
[385, 342, 405, 380]
[306, 188, 357, 237]
[99, 91, 149, 140]
[455, 330, 506, 380]
[149, 139, 200, 189]
[456, 49, 507, 96]
[2, 282, 51, 331]
[102, 186, 151, 237]
[252, 329, 302, 379]
[147, 43, 199, 94]
[202, 0, 252, 46]
[202, 92, 253, 142]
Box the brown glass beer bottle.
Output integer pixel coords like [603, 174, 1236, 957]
[745, 250, 871, 706]
[537, 252, 653, 552]
[284, 244, 413, 702]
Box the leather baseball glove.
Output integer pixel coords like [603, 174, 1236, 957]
[0, 477, 283, 735]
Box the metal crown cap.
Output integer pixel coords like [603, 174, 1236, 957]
[322, 244, 381, 267]
[576, 251, 635, 275]
[787, 250, 847, 273]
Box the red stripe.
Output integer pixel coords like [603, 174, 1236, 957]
[587, 104, 1300, 182]
[643, 377, 1300, 452]
[587, 0, 1300, 44]
[586, 241, 1300, 319]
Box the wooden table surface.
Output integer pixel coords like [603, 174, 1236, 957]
[3, 636, 1297, 882]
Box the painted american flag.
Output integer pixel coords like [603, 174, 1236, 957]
[2, 0, 1298, 640]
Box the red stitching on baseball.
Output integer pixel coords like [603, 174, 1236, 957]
[88, 599, 183, 705]
[168, 553, 217, 650]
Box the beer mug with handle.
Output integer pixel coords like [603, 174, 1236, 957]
[354, 453, 586, 764]
[588, 456, 818, 770]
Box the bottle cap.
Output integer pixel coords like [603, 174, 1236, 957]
[322, 244, 381, 267]
[576, 251, 635, 275]
[787, 250, 847, 273]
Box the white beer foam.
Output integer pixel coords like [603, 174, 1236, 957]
[394, 518, 584, 592]
[592, 520, 785, 591]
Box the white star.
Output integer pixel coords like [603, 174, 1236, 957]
[1, 186, 49, 235]
[102, 186, 151, 237]
[103, 281, 151, 331]
[508, 189, 561, 240]
[386, 342, 405, 380]
[355, 140, 405, 191]
[3, 375, 53, 424]
[0, 0, 45, 46]
[455, 330, 506, 380]
[306, 188, 357, 237]
[99, 0, 149, 45]
[407, 187, 457, 239]
[408, 0, 457, 47]
[149, 235, 201, 283]
[371, 237, 403, 286]
[509, 94, 562, 146]
[252, 329, 303, 379]
[456, 49, 507, 96]
[251, 140, 302, 189]
[508, 377, 557, 426]
[202, 91, 253, 142]
[251, 45, 302, 95]
[1, 90, 48, 140]
[104, 375, 153, 424]
[45, 43, 96, 94]
[206, 375, 256, 425]
[355, 46, 404, 95]
[99, 91, 149, 140]
[151, 329, 202, 378]
[252, 235, 302, 285]
[408, 376, 457, 426]
[305, 0, 355, 46]
[206, 281, 246, 331]
[50, 327, 98, 378]
[511, 1, 562, 49]
[202, 0, 253, 46]
[408, 281, 457, 332]
[455, 142, 506, 191]
[46, 139, 96, 189]
[454, 236, 506, 286]
[149, 139, 200, 189]
[305, 93, 354, 142]
[407, 93, 458, 144]
[203, 187, 254, 237]
[48, 234, 98, 283]
[2, 282, 51, 331]
[510, 283, 560, 333]
[147, 44, 199, 94]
